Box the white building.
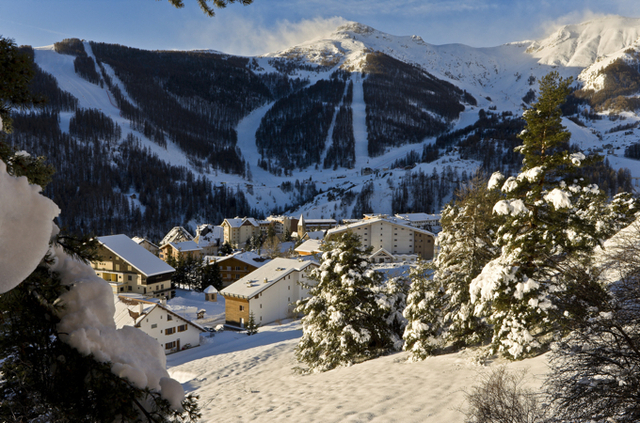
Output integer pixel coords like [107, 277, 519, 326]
[220, 258, 318, 328]
[114, 296, 205, 354]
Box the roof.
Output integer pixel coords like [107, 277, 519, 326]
[196, 225, 223, 246]
[223, 217, 259, 228]
[169, 240, 202, 252]
[395, 213, 441, 222]
[160, 226, 194, 246]
[132, 237, 159, 249]
[221, 257, 318, 299]
[204, 285, 218, 294]
[295, 239, 323, 254]
[305, 230, 325, 240]
[304, 219, 336, 224]
[212, 251, 271, 268]
[97, 235, 175, 277]
[326, 216, 435, 238]
[114, 296, 206, 332]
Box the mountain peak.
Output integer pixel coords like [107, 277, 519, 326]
[527, 15, 640, 67]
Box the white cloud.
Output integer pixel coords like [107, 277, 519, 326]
[186, 16, 348, 56]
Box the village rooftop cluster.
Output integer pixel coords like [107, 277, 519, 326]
[91, 212, 439, 354]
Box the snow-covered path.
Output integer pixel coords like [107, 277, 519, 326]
[352, 73, 369, 170]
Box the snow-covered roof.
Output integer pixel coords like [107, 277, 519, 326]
[169, 240, 202, 252]
[160, 226, 194, 246]
[213, 251, 271, 268]
[394, 213, 441, 223]
[305, 230, 325, 240]
[224, 217, 259, 228]
[196, 225, 223, 247]
[221, 257, 318, 299]
[204, 285, 218, 294]
[114, 296, 206, 332]
[97, 235, 175, 277]
[304, 219, 337, 224]
[326, 216, 435, 238]
[295, 239, 323, 254]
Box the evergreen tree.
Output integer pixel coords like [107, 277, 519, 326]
[469, 72, 617, 359]
[402, 260, 443, 361]
[439, 174, 501, 349]
[295, 232, 393, 372]
[218, 241, 233, 256]
[245, 312, 260, 336]
[198, 261, 223, 292]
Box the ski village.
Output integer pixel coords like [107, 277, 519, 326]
[3, 7, 640, 423]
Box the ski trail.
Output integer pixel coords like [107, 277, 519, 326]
[352, 73, 369, 169]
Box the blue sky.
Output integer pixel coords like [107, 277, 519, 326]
[1, 0, 640, 56]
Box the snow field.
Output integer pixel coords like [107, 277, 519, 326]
[167, 319, 548, 422]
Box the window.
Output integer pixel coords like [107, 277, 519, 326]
[127, 286, 132, 291]
[128, 275, 132, 281]
[288, 285, 290, 290]
[236, 266, 241, 271]
[260, 304, 262, 309]
[151, 323, 157, 329]
[165, 341, 176, 350]
[166, 327, 176, 335]
[178, 324, 187, 332]
[239, 305, 245, 311]
[235, 274, 240, 279]
[167, 314, 173, 321]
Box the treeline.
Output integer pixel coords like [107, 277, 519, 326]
[256, 71, 348, 173]
[575, 55, 640, 112]
[392, 166, 467, 214]
[7, 111, 259, 241]
[363, 52, 473, 157]
[69, 108, 122, 145]
[324, 81, 356, 169]
[19, 46, 78, 112]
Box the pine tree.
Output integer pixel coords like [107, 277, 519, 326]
[295, 232, 393, 372]
[439, 174, 501, 349]
[245, 312, 260, 336]
[402, 260, 443, 361]
[469, 72, 615, 359]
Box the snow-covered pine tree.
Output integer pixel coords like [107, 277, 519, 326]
[403, 174, 501, 361]
[402, 260, 443, 361]
[439, 173, 502, 349]
[295, 232, 393, 372]
[469, 71, 615, 359]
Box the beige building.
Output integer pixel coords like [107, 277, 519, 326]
[159, 240, 203, 262]
[221, 258, 318, 328]
[221, 217, 262, 248]
[92, 235, 175, 298]
[326, 215, 436, 261]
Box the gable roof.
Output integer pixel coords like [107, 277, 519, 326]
[160, 226, 194, 246]
[223, 217, 259, 228]
[221, 257, 318, 299]
[294, 239, 323, 254]
[97, 235, 174, 277]
[212, 251, 271, 268]
[326, 216, 435, 238]
[114, 296, 206, 332]
[169, 240, 202, 252]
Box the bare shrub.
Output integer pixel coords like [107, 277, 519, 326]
[462, 367, 547, 423]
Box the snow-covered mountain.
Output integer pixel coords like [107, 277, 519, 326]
[12, 15, 640, 240]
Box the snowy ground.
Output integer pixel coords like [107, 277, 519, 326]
[166, 290, 548, 423]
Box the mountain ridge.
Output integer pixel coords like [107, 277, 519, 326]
[8, 15, 640, 240]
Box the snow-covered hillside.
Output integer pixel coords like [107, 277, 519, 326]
[24, 15, 640, 233]
[167, 317, 548, 422]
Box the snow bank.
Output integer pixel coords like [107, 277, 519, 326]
[0, 160, 60, 293]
